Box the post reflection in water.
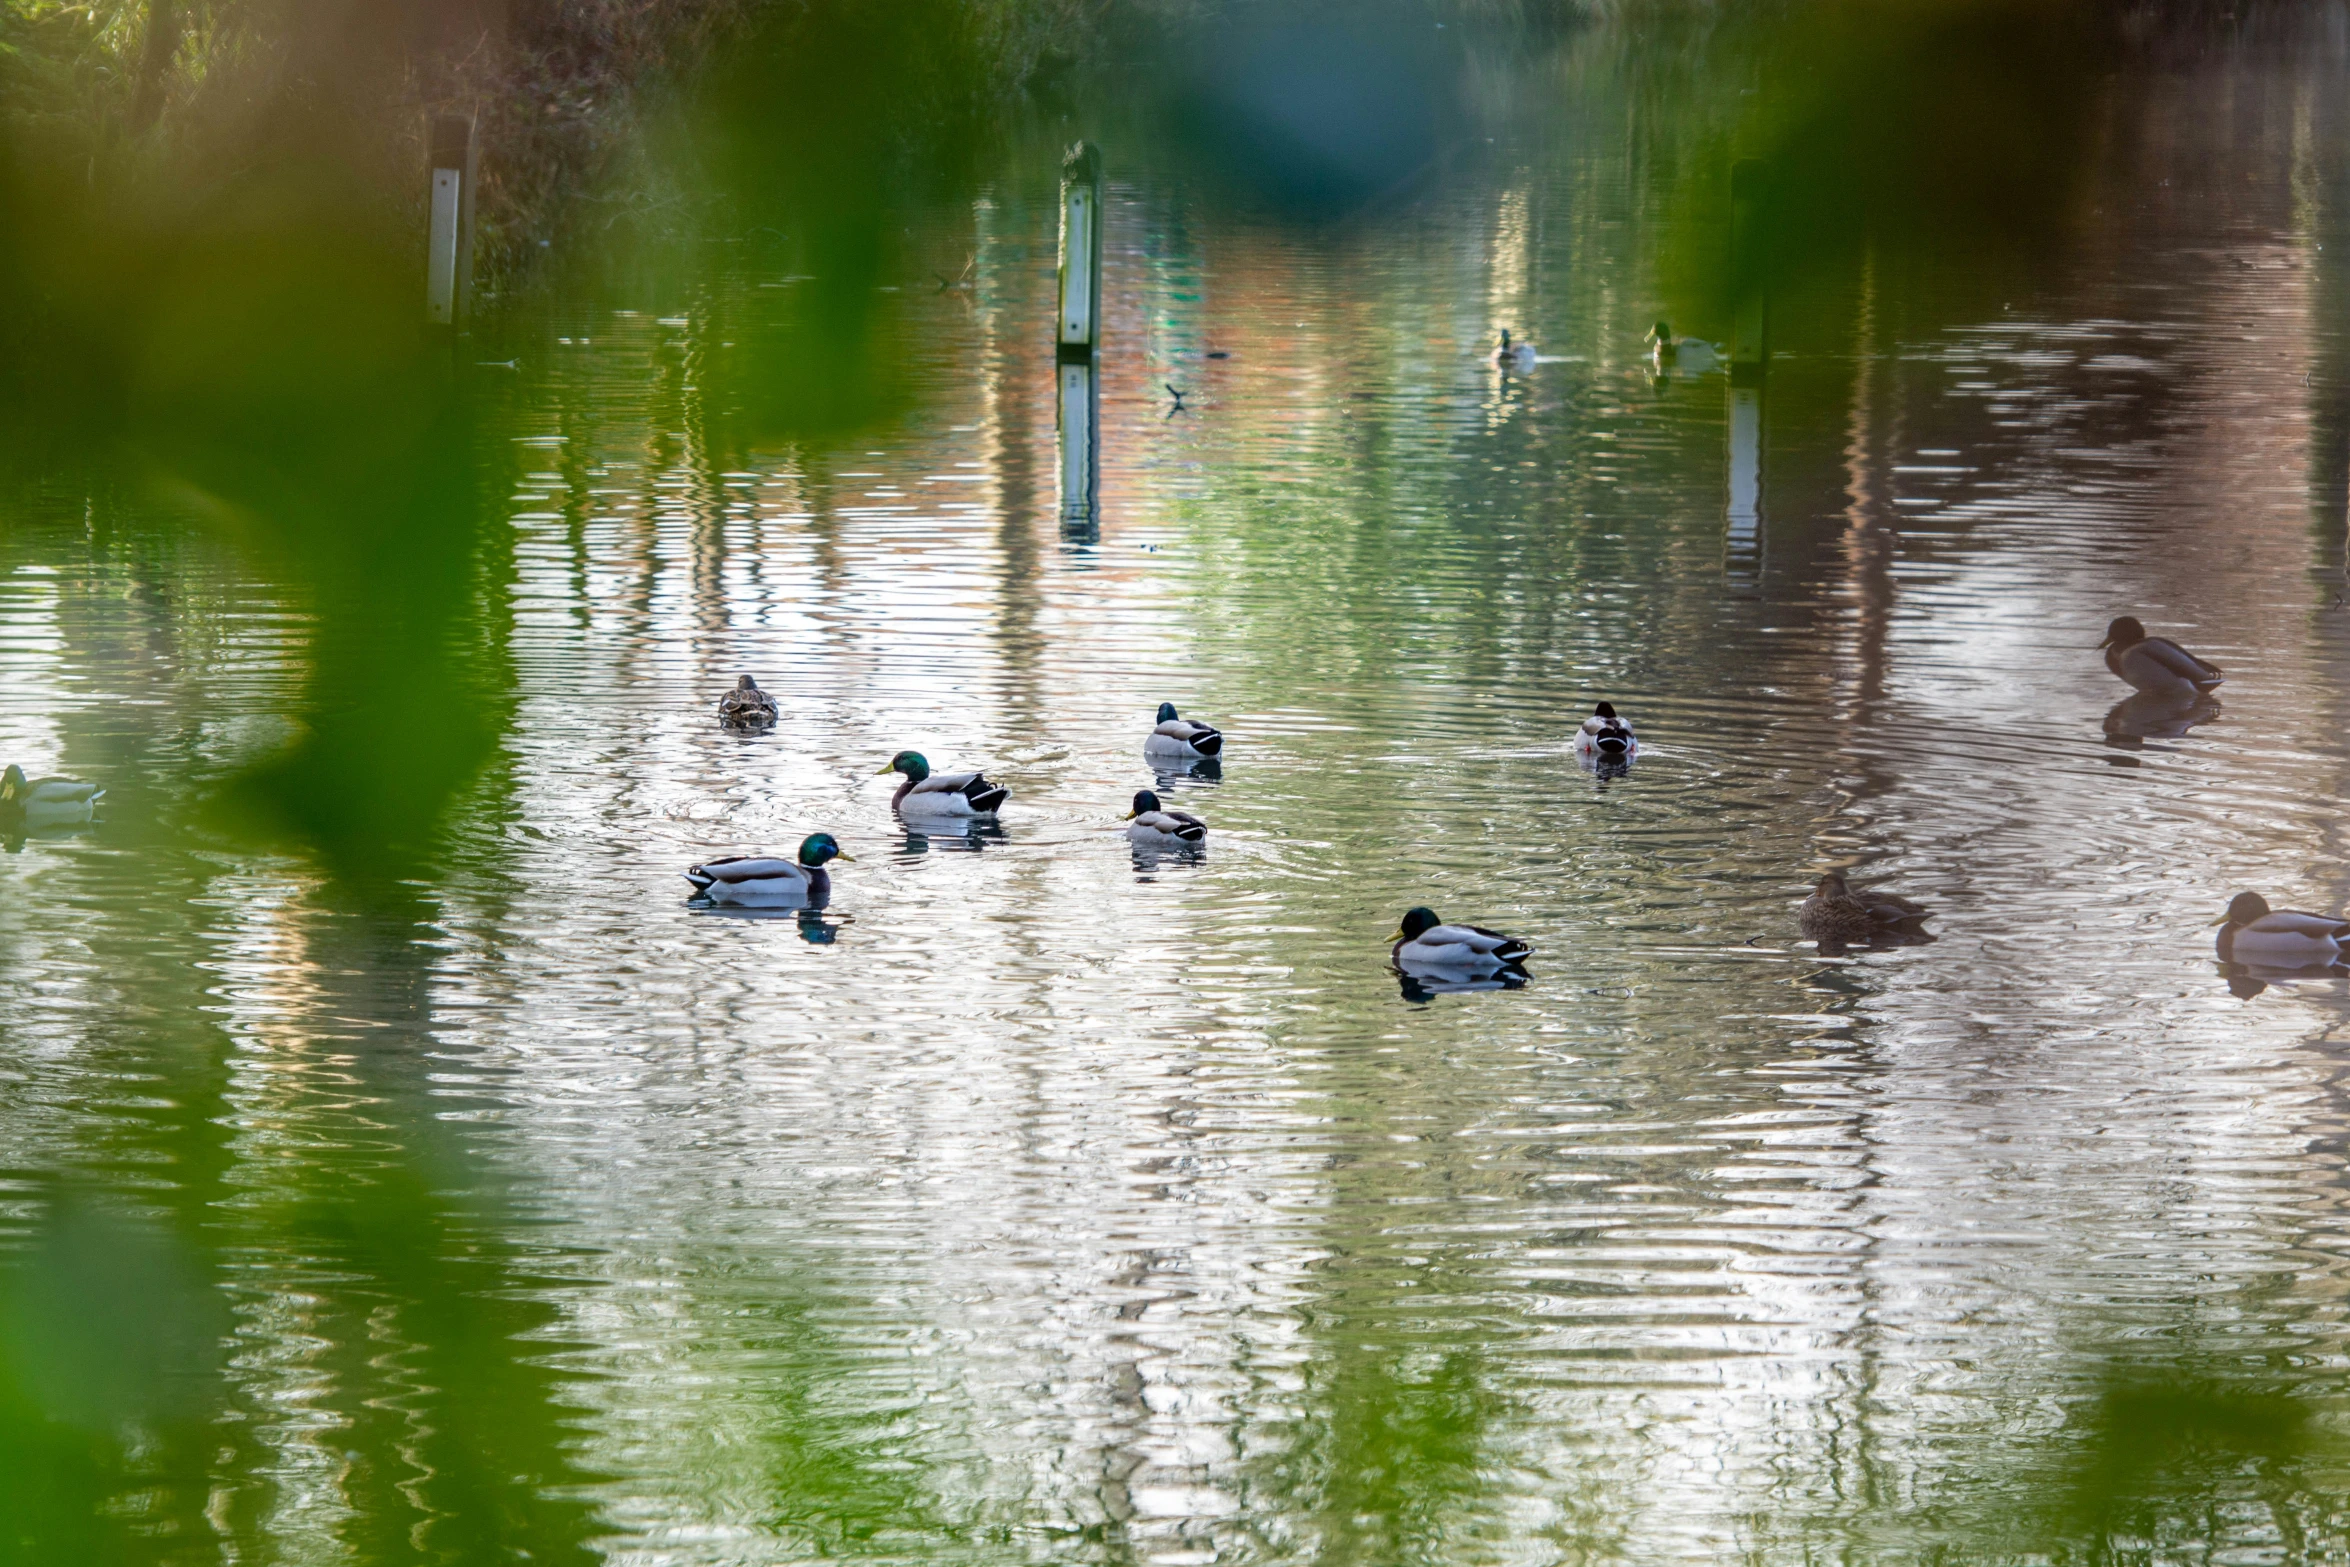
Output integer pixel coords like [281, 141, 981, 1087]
[1057, 357, 1099, 544]
[9, 16, 2350, 1567]
[1725, 384, 1765, 580]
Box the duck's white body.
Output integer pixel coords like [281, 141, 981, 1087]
[2219, 909, 2350, 966]
[1127, 808, 1206, 847]
[684, 856, 826, 906]
[1394, 924, 1531, 973]
[1574, 711, 1638, 763]
[896, 771, 1004, 818]
[1650, 335, 1720, 373]
[1144, 709, 1224, 759]
[3, 773, 103, 825]
[2108, 637, 2222, 698]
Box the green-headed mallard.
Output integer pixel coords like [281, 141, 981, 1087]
[1145, 702, 1223, 759]
[2100, 617, 2222, 698]
[2212, 892, 2350, 965]
[685, 832, 849, 906]
[717, 674, 780, 726]
[1391, 906, 1532, 973]
[879, 751, 1009, 817]
[1495, 329, 1536, 370]
[1124, 789, 1205, 846]
[1, 764, 103, 825]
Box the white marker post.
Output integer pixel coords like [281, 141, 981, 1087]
[1056, 142, 1103, 539]
[1057, 141, 1104, 360]
[426, 113, 478, 327]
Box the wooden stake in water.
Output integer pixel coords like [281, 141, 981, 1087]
[1057, 142, 1104, 362]
[426, 113, 478, 327]
[1730, 158, 1769, 386]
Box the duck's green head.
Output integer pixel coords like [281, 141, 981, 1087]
[0, 765, 23, 803]
[2215, 891, 2270, 928]
[878, 751, 930, 781]
[1126, 790, 1163, 820]
[1393, 906, 1441, 942]
[2099, 615, 2147, 650]
[1155, 702, 1180, 723]
[798, 832, 850, 867]
[1649, 320, 1671, 342]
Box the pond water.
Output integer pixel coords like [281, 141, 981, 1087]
[8, 20, 2350, 1564]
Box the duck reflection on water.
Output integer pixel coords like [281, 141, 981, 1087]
[1396, 967, 1530, 1003]
[898, 819, 1008, 856]
[2103, 689, 2222, 746]
[1151, 753, 1222, 787]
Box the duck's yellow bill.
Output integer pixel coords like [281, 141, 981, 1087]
[1388, 928, 1408, 942]
[1122, 810, 1137, 820]
[2209, 913, 2233, 926]
[875, 762, 897, 775]
[834, 851, 856, 863]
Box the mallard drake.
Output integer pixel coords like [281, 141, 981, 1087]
[717, 674, 780, 726]
[879, 751, 1009, 816]
[1574, 702, 1638, 762]
[1124, 789, 1205, 846]
[1799, 873, 1932, 944]
[2212, 892, 2350, 965]
[1495, 329, 1537, 370]
[2100, 616, 2222, 698]
[684, 832, 850, 906]
[1145, 702, 1223, 759]
[1391, 907, 1532, 972]
[1647, 321, 1720, 372]
[1, 765, 104, 825]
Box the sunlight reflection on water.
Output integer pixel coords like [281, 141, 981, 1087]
[7, 29, 2350, 1566]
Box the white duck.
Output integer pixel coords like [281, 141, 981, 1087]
[2212, 892, 2350, 966]
[878, 751, 1009, 817]
[2, 765, 104, 825]
[1574, 701, 1638, 763]
[1124, 789, 1205, 847]
[1391, 906, 1533, 973]
[684, 833, 849, 906]
[1647, 320, 1720, 373]
[1144, 703, 1223, 760]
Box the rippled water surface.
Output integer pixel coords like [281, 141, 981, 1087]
[10, 27, 2350, 1565]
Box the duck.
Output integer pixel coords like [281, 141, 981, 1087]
[1574, 701, 1638, 762]
[1124, 789, 1206, 846]
[1, 765, 104, 825]
[1391, 907, 1533, 972]
[1144, 702, 1223, 759]
[1798, 872, 1933, 945]
[684, 832, 850, 906]
[2211, 892, 2350, 965]
[2099, 616, 2222, 698]
[716, 674, 780, 726]
[878, 751, 1009, 817]
[1495, 329, 1537, 370]
[1647, 321, 1720, 372]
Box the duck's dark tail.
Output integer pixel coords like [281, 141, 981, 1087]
[1173, 820, 1206, 843]
[1495, 938, 1534, 964]
[1189, 728, 1224, 757]
[965, 780, 1011, 814]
